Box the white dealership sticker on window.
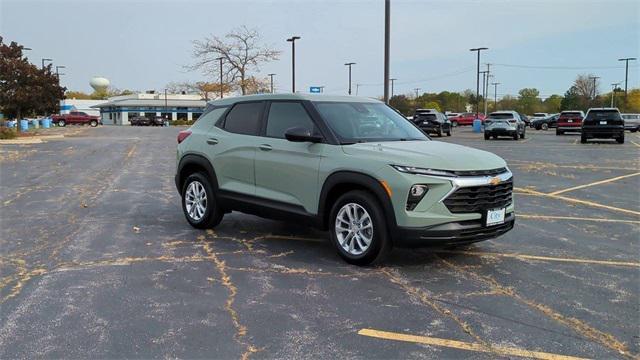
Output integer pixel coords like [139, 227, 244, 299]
[486, 208, 506, 226]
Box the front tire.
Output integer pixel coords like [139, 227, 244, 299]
[90, 120, 98, 127]
[541, 123, 548, 130]
[452, 121, 458, 127]
[181, 172, 223, 229]
[329, 190, 391, 266]
[58, 120, 66, 127]
[556, 129, 563, 135]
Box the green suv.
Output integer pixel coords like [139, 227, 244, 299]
[175, 94, 514, 265]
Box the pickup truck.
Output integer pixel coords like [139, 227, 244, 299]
[51, 111, 101, 127]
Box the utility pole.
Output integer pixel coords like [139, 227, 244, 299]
[480, 71, 488, 116]
[390, 78, 397, 98]
[41, 58, 52, 70]
[345, 62, 356, 95]
[485, 63, 492, 115]
[414, 88, 421, 98]
[618, 57, 637, 102]
[492, 82, 500, 111]
[383, 0, 390, 104]
[356, 84, 361, 96]
[215, 57, 224, 98]
[268, 73, 276, 94]
[469, 47, 488, 119]
[286, 36, 301, 93]
[611, 82, 620, 107]
[319, 86, 325, 93]
[589, 76, 600, 100]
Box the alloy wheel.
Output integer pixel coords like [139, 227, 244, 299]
[185, 181, 207, 221]
[335, 203, 373, 256]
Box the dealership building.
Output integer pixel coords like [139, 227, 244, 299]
[91, 93, 207, 125]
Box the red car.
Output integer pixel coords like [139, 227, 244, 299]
[449, 112, 485, 126]
[556, 110, 585, 135]
[51, 111, 101, 127]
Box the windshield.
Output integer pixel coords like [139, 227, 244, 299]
[313, 102, 428, 144]
[561, 112, 582, 117]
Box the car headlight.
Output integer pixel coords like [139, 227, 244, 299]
[391, 165, 457, 177]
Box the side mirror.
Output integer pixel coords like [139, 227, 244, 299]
[284, 126, 323, 143]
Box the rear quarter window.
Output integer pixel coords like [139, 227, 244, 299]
[222, 102, 264, 136]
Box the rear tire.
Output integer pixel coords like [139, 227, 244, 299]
[580, 134, 587, 144]
[181, 172, 223, 229]
[520, 129, 526, 139]
[513, 132, 519, 140]
[329, 190, 391, 266]
[446, 129, 451, 136]
[90, 120, 98, 127]
[484, 133, 490, 140]
[556, 129, 563, 135]
[541, 123, 548, 130]
[452, 121, 458, 127]
[617, 133, 625, 144]
[58, 120, 66, 127]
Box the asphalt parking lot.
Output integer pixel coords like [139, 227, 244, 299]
[1, 125, 638, 359]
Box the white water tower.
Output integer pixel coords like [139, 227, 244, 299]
[90, 76, 110, 92]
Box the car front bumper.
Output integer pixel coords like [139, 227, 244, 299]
[394, 212, 515, 247]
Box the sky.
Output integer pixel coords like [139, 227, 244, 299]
[1, 0, 638, 99]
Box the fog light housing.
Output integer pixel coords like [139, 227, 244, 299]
[406, 185, 429, 211]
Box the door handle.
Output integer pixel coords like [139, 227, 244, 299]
[259, 144, 272, 151]
[206, 138, 219, 145]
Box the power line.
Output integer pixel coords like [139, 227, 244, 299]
[492, 63, 637, 70]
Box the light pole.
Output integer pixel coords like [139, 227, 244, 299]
[319, 86, 325, 93]
[390, 78, 397, 98]
[286, 36, 301, 93]
[55, 65, 66, 80]
[345, 62, 356, 95]
[268, 73, 276, 94]
[41, 58, 52, 70]
[215, 57, 224, 98]
[491, 82, 500, 111]
[414, 88, 421, 98]
[611, 82, 621, 107]
[469, 47, 488, 119]
[383, 0, 390, 104]
[618, 57, 637, 102]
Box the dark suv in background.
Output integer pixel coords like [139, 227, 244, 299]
[581, 108, 625, 144]
[412, 109, 451, 137]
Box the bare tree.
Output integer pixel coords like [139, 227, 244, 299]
[166, 81, 233, 100]
[574, 73, 600, 99]
[190, 26, 281, 95]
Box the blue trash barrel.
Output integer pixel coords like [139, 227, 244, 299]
[42, 119, 51, 128]
[19, 119, 29, 132]
[472, 119, 483, 133]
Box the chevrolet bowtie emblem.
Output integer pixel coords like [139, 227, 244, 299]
[489, 177, 501, 185]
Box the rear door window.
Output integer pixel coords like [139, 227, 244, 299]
[265, 102, 316, 138]
[223, 102, 264, 136]
[586, 110, 621, 121]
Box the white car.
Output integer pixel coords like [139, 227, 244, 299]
[622, 113, 640, 132]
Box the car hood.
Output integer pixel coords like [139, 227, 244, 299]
[341, 140, 506, 171]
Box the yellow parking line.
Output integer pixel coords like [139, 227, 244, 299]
[436, 249, 640, 268]
[358, 329, 588, 360]
[548, 172, 640, 196]
[631, 140, 640, 148]
[514, 187, 640, 217]
[518, 214, 640, 224]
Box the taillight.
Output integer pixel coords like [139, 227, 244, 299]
[177, 130, 192, 144]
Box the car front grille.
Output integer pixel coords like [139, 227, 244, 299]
[449, 167, 507, 177]
[443, 179, 513, 214]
